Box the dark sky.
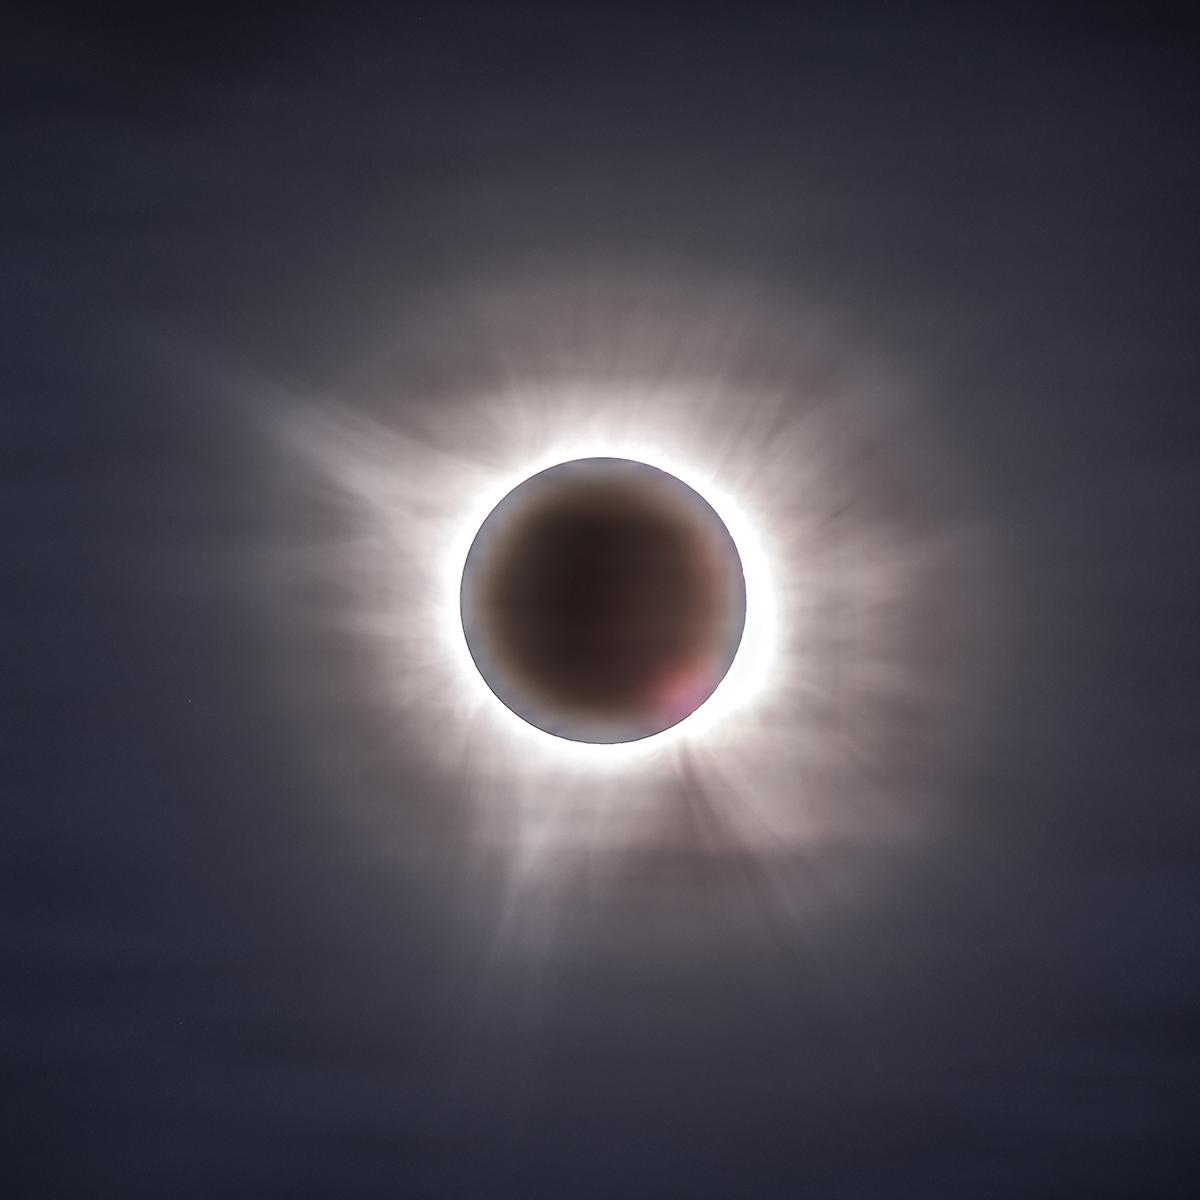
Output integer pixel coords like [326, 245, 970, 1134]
[5, 4, 1200, 1196]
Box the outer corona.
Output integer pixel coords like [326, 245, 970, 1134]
[460, 457, 747, 743]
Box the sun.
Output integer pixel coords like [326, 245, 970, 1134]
[439, 432, 779, 766]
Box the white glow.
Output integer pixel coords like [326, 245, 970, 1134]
[266, 275, 999, 920]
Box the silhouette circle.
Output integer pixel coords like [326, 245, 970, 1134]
[460, 458, 746, 743]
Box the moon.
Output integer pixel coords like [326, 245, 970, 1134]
[460, 457, 746, 743]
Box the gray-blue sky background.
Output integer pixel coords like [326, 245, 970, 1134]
[5, 5, 1199, 1196]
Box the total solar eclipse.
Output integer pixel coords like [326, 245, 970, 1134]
[460, 458, 747, 743]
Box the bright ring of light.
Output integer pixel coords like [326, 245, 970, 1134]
[439, 435, 779, 767]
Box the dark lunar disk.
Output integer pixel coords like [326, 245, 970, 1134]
[461, 458, 746, 743]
